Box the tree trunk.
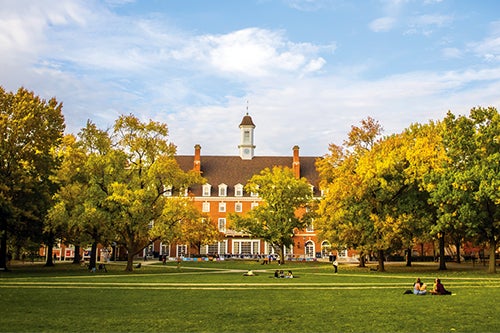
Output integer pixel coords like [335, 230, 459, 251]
[72, 245, 81, 264]
[406, 247, 412, 267]
[45, 245, 54, 267]
[278, 245, 285, 265]
[455, 239, 461, 264]
[488, 240, 497, 274]
[126, 252, 134, 271]
[438, 234, 447, 270]
[0, 230, 7, 270]
[358, 251, 366, 268]
[88, 242, 98, 270]
[377, 249, 385, 272]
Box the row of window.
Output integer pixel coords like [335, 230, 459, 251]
[157, 242, 348, 259]
[202, 183, 317, 197]
[202, 201, 259, 213]
[202, 183, 254, 197]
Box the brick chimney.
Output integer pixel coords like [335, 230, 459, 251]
[193, 144, 201, 173]
[292, 145, 300, 179]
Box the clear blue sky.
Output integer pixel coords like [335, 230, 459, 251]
[2, 0, 500, 156]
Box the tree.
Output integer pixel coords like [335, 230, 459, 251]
[468, 107, 500, 273]
[230, 166, 312, 264]
[47, 127, 115, 270]
[0, 87, 65, 270]
[432, 108, 500, 273]
[88, 115, 203, 271]
[316, 118, 384, 268]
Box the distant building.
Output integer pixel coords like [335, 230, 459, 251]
[167, 113, 332, 261]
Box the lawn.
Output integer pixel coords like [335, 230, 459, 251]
[1, 260, 499, 332]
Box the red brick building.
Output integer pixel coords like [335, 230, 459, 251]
[163, 113, 332, 261]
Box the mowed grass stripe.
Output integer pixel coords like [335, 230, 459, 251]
[1, 281, 499, 290]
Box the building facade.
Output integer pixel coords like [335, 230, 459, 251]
[165, 113, 335, 261]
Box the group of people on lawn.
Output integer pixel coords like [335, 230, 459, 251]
[243, 269, 294, 278]
[412, 277, 452, 295]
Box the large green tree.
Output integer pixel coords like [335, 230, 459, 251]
[230, 166, 312, 264]
[316, 118, 383, 268]
[431, 108, 500, 273]
[317, 118, 438, 271]
[0, 87, 65, 270]
[85, 115, 203, 271]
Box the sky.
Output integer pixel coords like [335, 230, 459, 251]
[2, 0, 500, 157]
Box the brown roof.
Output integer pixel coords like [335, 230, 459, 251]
[239, 114, 256, 127]
[175, 155, 321, 197]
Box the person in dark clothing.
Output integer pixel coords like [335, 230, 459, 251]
[430, 278, 452, 295]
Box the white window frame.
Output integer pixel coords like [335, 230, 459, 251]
[202, 184, 211, 197]
[219, 202, 226, 212]
[305, 241, 315, 258]
[235, 202, 243, 213]
[218, 184, 227, 197]
[251, 202, 259, 210]
[234, 184, 244, 197]
[218, 218, 226, 232]
[202, 202, 210, 212]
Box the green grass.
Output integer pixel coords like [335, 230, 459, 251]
[1, 260, 499, 332]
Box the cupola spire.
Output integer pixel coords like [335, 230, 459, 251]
[238, 112, 256, 160]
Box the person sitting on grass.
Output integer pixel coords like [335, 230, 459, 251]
[430, 278, 452, 295]
[285, 270, 293, 278]
[243, 270, 255, 276]
[413, 277, 427, 295]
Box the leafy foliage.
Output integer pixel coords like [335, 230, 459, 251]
[0, 87, 65, 269]
[230, 166, 312, 263]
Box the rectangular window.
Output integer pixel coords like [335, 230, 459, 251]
[235, 202, 243, 212]
[251, 202, 259, 209]
[177, 245, 187, 257]
[235, 185, 243, 197]
[233, 240, 260, 255]
[338, 249, 348, 258]
[218, 218, 226, 232]
[219, 186, 227, 197]
[207, 243, 219, 255]
[219, 202, 226, 212]
[202, 184, 211, 197]
[202, 202, 210, 212]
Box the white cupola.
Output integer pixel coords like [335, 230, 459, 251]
[238, 113, 256, 160]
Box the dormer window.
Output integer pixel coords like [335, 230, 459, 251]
[202, 184, 211, 197]
[218, 184, 227, 197]
[234, 184, 244, 197]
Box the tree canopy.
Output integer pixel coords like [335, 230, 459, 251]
[230, 166, 313, 264]
[316, 108, 500, 273]
[0, 87, 65, 270]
